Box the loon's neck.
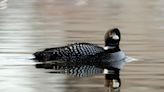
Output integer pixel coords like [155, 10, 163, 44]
[104, 46, 120, 53]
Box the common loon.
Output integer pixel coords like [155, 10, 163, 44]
[33, 28, 125, 69]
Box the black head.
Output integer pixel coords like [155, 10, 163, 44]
[104, 28, 121, 51]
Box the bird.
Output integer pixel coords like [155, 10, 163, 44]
[33, 28, 123, 63]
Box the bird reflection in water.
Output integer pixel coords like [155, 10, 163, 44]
[36, 58, 121, 92]
[36, 63, 103, 77]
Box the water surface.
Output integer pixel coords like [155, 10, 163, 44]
[0, 0, 164, 92]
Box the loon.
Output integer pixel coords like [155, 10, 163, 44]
[34, 28, 122, 62]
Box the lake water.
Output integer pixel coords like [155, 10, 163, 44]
[0, 0, 164, 92]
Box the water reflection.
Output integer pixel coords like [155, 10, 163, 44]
[34, 56, 123, 92]
[75, 0, 88, 6]
[36, 63, 103, 77]
[0, 0, 7, 9]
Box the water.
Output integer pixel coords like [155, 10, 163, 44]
[0, 0, 164, 92]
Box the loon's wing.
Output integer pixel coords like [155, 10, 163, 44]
[33, 43, 104, 62]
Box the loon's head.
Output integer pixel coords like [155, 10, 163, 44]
[104, 28, 121, 51]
